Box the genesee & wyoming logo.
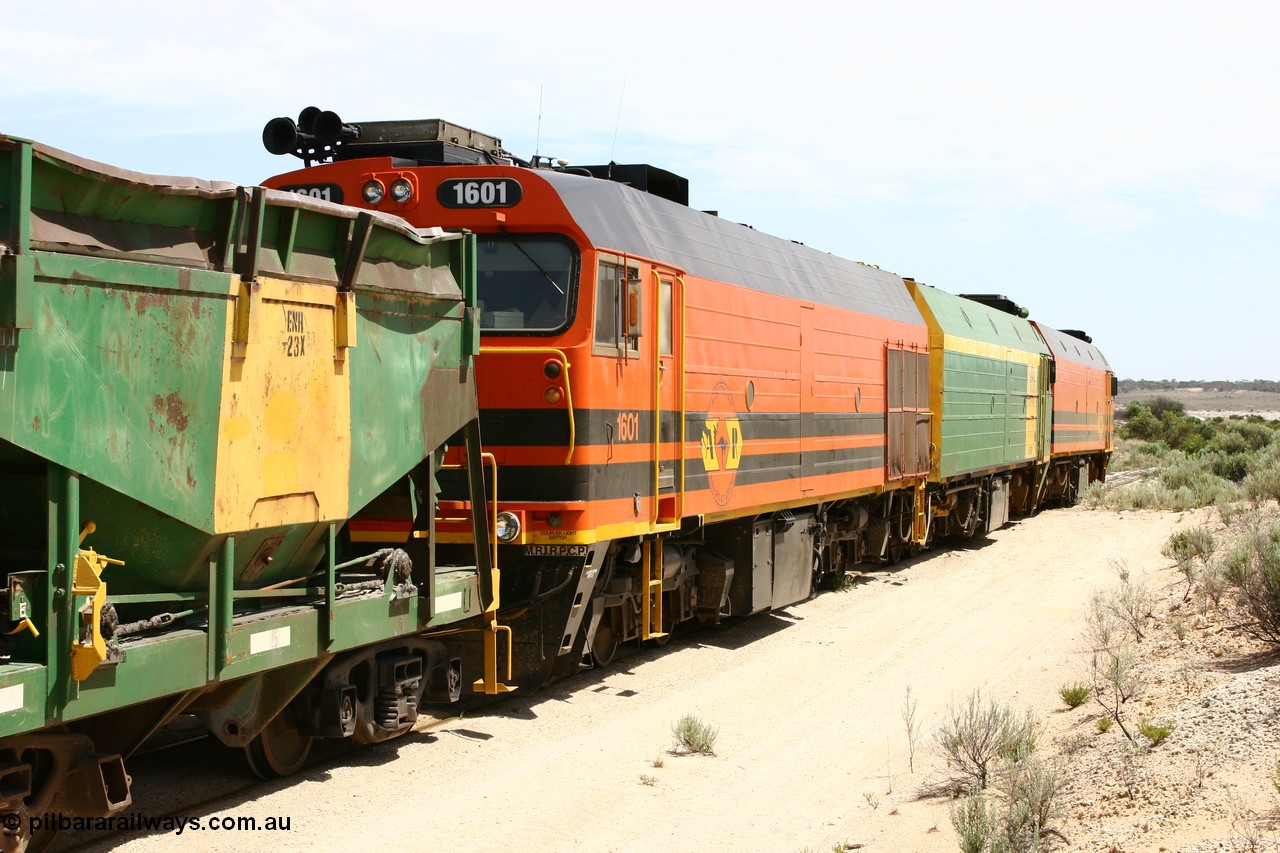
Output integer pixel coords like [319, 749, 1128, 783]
[699, 382, 742, 506]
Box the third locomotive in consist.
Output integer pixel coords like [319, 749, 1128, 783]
[262, 109, 1115, 686]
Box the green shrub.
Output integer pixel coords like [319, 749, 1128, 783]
[1204, 430, 1253, 457]
[1243, 448, 1280, 504]
[1096, 716, 1113, 733]
[1058, 682, 1092, 709]
[1220, 420, 1275, 451]
[993, 755, 1063, 851]
[1203, 449, 1251, 483]
[1164, 526, 1216, 564]
[933, 691, 1037, 792]
[1121, 407, 1163, 441]
[671, 714, 718, 755]
[1138, 720, 1174, 746]
[1164, 525, 1217, 600]
[1081, 480, 1109, 509]
[1223, 524, 1280, 644]
[1160, 458, 1237, 507]
[950, 795, 995, 853]
[1198, 561, 1230, 609]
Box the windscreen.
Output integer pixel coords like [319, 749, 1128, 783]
[476, 234, 578, 333]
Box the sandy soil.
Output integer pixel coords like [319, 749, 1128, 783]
[60, 502, 1280, 853]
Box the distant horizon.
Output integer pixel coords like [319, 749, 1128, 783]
[1119, 380, 1278, 388]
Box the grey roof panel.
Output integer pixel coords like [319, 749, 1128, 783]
[1033, 322, 1113, 371]
[541, 171, 923, 326]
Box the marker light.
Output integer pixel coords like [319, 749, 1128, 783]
[389, 178, 414, 203]
[495, 511, 521, 543]
[362, 180, 385, 204]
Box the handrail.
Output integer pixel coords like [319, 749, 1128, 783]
[480, 346, 575, 464]
[438, 451, 499, 569]
[651, 270, 663, 522]
[649, 272, 687, 526]
[676, 275, 687, 522]
[433, 448, 516, 694]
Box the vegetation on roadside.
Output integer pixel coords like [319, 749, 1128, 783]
[1085, 399, 1280, 513]
[933, 691, 1039, 793]
[1057, 682, 1091, 709]
[670, 714, 719, 756]
[1137, 720, 1175, 746]
[1221, 523, 1280, 645]
[939, 398, 1280, 852]
[938, 692, 1062, 853]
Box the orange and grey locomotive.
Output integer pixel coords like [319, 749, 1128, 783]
[263, 111, 1115, 686]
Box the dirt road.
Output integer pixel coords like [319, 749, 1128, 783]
[81, 506, 1187, 853]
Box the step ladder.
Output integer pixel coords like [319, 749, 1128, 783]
[640, 540, 666, 641]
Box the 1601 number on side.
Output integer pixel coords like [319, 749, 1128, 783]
[437, 178, 522, 208]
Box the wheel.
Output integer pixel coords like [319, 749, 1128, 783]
[12, 812, 58, 853]
[591, 610, 619, 667]
[243, 711, 313, 779]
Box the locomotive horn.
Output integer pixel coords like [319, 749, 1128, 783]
[263, 107, 353, 157]
[312, 110, 361, 145]
[262, 116, 308, 155]
[297, 105, 322, 133]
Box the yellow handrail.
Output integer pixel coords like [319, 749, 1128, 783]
[438, 451, 499, 569]
[649, 273, 687, 527]
[676, 275, 687, 522]
[432, 448, 516, 695]
[651, 270, 663, 522]
[481, 346, 575, 464]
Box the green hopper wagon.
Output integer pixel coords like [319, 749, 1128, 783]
[0, 137, 503, 850]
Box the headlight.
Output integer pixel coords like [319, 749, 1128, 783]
[362, 180, 385, 204]
[389, 178, 414, 203]
[495, 511, 521, 543]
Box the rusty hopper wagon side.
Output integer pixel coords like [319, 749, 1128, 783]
[0, 137, 503, 850]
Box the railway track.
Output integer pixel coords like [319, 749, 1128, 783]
[1105, 467, 1160, 486]
[46, 628, 698, 852]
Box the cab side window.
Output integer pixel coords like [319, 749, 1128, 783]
[594, 256, 641, 356]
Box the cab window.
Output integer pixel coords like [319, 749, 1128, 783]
[594, 255, 641, 356]
[476, 234, 577, 333]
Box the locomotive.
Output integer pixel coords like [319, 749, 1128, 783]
[262, 109, 1114, 684]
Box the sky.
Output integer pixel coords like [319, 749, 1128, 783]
[3, 1, 1275, 380]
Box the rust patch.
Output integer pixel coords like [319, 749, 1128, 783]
[186, 466, 197, 489]
[134, 292, 169, 315]
[31, 415, 39, 431]
[153, 392, 189, 432]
